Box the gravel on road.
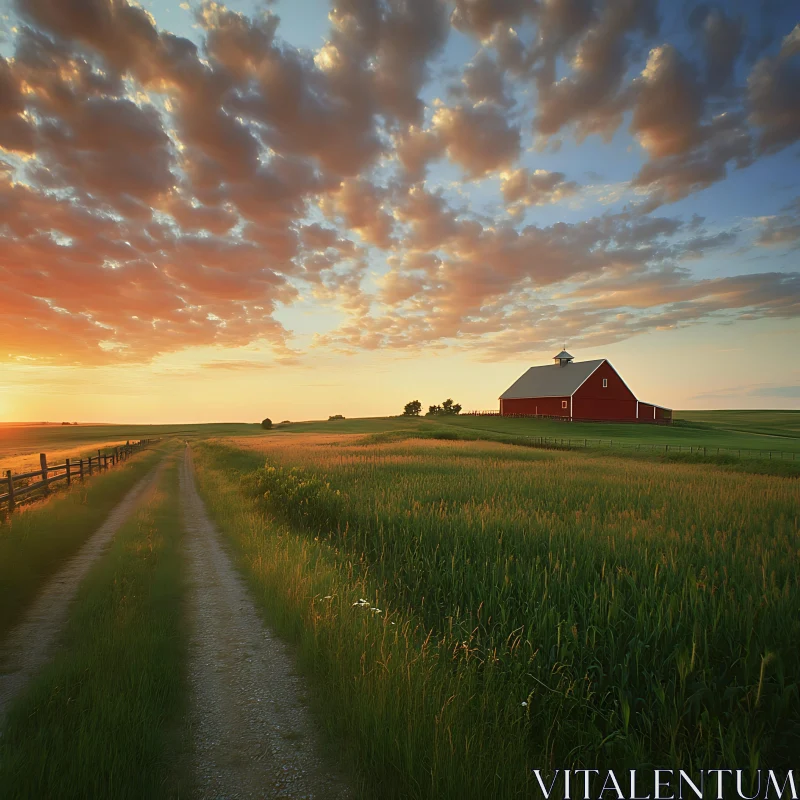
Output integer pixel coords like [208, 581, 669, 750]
[181, 445, 352, 800]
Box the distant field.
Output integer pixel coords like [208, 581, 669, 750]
[3, 412, 798, 474]
[0, 422, 261, 472]
[678, 409, 800, 438]
[274, 410, 800, 455]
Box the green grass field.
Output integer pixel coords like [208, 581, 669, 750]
[0, 446, 164, 639]
[0, 410, 797, 798]
[0, 457, 187, 799]
[192, 433, 800, 797]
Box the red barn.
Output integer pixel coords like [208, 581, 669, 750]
[499, 351, 671, 423]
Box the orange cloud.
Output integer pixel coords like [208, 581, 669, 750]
[0, 0, 798, 371]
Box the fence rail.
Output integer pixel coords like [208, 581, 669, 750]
[1, 439, 158, 512]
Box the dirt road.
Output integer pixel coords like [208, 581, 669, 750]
[0, 463, 164, 724]
[181, 446, 351, 799]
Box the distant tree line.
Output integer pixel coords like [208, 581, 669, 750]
[403, 399, 461, 417]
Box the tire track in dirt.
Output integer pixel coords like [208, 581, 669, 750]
[181, 445, 352, 799]
[0, 460, 165, 725]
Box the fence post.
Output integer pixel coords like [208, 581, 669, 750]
[103, 454, 108, 470]
[115, 447, 120, 465]
[88, 456, 93, 476]
[6, 470, 14, 511]
[79, 458, 84, 479]
[66, 458, 71, 486]
[40, 453, 49, 493]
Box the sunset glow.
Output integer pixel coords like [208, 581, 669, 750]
[1, 0, 798, 422]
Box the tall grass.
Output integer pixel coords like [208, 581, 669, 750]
[0, 447, 163, 639]
[193, 438, 800, 799]
[0, 459, 187, 799]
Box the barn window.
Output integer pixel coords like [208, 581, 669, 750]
[602, 378, 608, 388]
[562, 400, 568, 409]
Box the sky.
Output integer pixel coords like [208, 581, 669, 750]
[0, 0, 798, 423]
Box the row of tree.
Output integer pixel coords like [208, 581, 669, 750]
[403, 399, 462, 416]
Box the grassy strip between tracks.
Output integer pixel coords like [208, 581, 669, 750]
[0, 458, 187, 800]
[191, 439, 800, 800]
[0, 445, 165, 639]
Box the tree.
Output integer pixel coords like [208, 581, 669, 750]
[428, 399, 462, 416]
[261, 418, 273, 430]
[403, 400, 422, 416]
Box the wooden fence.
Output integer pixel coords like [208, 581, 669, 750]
[1, 439, 158, 513]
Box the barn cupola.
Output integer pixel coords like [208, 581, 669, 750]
[553, 350, 574, 367]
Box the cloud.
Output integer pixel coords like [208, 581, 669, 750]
[756, 198, 800, 247]
[198, 360, 276, 370]
[748, 28, 800, 154]
[1, 0, 798, 370]
[319, 178, 395, 248]
[394, 101, 523, 182]
[500, 168, 579, 212]
[630, 110, 753, 207]
[698, 8, 745, 92]
[755, 385, 800, 398]
[450, 0, 533, 39]
[631, 45, 704, 159]
[316, 188, 799, 358]
[395, 125, 446, 182]
[691, 382, 800, 400]
[431, 103, 521, 178]
[450, 51, 513, 107]
[532, 0, 659, 142]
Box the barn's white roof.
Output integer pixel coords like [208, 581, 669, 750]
[500, 359, 605, 399]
